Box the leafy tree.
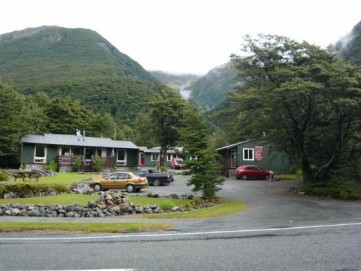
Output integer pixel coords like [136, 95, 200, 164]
[228, 34, 361, 184]
[43, 96, 97, 135]
[91, 113, 118, 139]
[186, 140, 225, 200]
[177, 104, 225, 199]
[178, 104, 209, 156]
[0, 84, 44, 167]
[148, 89, 187, 166]
[132, 113, 158, 147]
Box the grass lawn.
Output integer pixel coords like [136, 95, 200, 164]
[3, 172, 102, 186]
[0, 222, 172, 233]
[0, 194, 193, 208]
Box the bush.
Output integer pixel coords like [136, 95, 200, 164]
[73, 157, 82, 172]
[0, 183, 69, 198]
[0, 170, 8, 182]
[159, 201, 175, 210]
[94, 155, 102, 172]
[45, 160, 58, 172]
[159, 165, 168, 172]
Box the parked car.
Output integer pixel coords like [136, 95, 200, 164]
[235, 165, 274, 180]
[89, 172, 148, 192]
[171, 158, 185, 169]
[135, 168, 174, 186]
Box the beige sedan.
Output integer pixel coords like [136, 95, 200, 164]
[89, 172, 148, 193]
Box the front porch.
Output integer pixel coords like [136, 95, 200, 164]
[58, 155, 113, 172]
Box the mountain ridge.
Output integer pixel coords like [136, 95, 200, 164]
[0, 26, 164, 126]
[0, 25, 157, 84]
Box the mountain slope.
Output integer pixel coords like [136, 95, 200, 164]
[150, 71, 200, 89]
[335, 20, 361, 65]
[0, 26, 156, 84]
[0, 26, 164, 125]
[189, 63, 237, 111]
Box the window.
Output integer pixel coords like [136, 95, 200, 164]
[117, 149, 127, 165]
[243, 148, 254, 161]
[60, 146, 71, 156]
[151, 153, 159, 161]
[166, 154, 173, 161]
[34, 145, 47, 163]
[72, 147, 82, 155]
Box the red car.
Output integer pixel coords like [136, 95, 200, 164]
[235, 165, 273, 180]
[171, 158, 185, 169]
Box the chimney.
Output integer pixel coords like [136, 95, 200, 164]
[83, 130, 86, 141]
[76, 129, 81, 141]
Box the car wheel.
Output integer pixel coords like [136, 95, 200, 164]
[153, 179, 161, 186]
[126, 184, 135, 193]
[266, 174, 273, 180]
[93, 184, 102, 192]
[241, 174, 248, 180]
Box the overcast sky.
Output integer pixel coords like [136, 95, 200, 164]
[1, 0, 360, 75]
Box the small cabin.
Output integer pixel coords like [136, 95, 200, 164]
[217, 140, 290, 177]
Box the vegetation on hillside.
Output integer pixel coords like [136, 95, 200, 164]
[189, 63, 237, 111]
[0, 26, 164, 127]
[334, 20, 361, 65]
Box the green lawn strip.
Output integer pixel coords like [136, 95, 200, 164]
[143, 200, 246, 219]
[0, 221, 172, 233]
[3, 172, 102, 185]
[0, 194, 100, 206]
[0, 194, 191, 207]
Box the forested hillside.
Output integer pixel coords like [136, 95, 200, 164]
[189, 63, 237, 111]
[150, 71, 200, 90]
[0, 26, 165, 126]
[335, 20, 361, 65]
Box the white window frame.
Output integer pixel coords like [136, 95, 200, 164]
[151, 153, 160, 161]
[166, 154, 173, 161]
[117, 149, 127, 165]
[34, 145, 47, 163]
[243, 148, 254, 161]
[59, 146, 71, 156]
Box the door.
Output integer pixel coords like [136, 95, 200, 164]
[140, 153, 145, 166]
[115, 173, 132, 189]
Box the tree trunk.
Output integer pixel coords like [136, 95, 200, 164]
[301, 157, 314, 184]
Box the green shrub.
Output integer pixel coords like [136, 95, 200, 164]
[159, 165, 168, 172]
[0, 170, 8, 182]
[191, 198, 201, 207]
[45, 160, 58, 172]
[159, 201, 175, 210]
[73, 157, 82, 172]
[0, 185, 5, 196]
[0, 183, 69, 198]
[94, 155, 102, 172]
